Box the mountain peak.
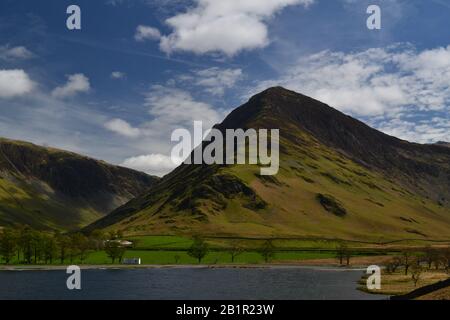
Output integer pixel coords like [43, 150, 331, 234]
[219, 87, 450, 203]
[258, 86, 293, 95]
[249, 86, 313, 104]
[220, 86, 321, 130]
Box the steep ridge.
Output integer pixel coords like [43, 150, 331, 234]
[0, 138, 158, 230]
[86, 87, 450, 241]
[219, 87, 450, 205]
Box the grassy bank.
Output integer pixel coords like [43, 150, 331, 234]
[360, 269, 449, 298]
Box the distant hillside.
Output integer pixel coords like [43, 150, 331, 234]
[434, 141, 450, 148]
[0, 138, 158, 230]
[86, 87, 450, 241]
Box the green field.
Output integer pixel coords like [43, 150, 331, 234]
[1, 235, 353, 266]
[126, 235, 450, 250]
[3, 235, 445, 266]
[5, 248, 337, 266]
[127, 235, 361, 250]
[81, 249, 336, 265]
[128, 235, 194, 250]
[95, 235, 441, 265]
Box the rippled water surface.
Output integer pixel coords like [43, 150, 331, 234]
[0, 267, 386, 300]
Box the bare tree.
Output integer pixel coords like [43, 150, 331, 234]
[228, 241, 244, 263]
[345, 249, 352, 266]
[440, 248, 450, 273]
[422, 246, 436, 270]
[385, 256, 402, 274]
[336, 243, 350, 266]
[410, 260, 424, 287]
[259, 240, 275, 263]
[392, 256, 402, 273]
[401, 250, 412, 275]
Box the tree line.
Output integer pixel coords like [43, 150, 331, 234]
[385, 246, 450, 277]
[0, 227, 127, 265]
[384, 246, 450, 287]
[187, 238, 276, 264]
[335, 243, 450, 272]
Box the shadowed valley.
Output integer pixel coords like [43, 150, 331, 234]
[0, 138, 158, 230]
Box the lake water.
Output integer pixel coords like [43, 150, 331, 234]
[0, 266, 386, 300]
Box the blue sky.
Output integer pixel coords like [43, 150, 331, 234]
[0, 0, 449, 176]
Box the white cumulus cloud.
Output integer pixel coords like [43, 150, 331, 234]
[175, 67, 243, 96]
[255, 44, 450, 117]
[134, 25, 162, 42]
[377, 117, 450, 144]
[144, 85, 224, 129]
[122, 153, 182, 176]
[0, 69, 35, 98]
[104, 85, 224, 140]
[0, 45, 34, 61]
[193, 68, 243, 96]
[111, 71, 126, 79]
[104, 118, 142, 138]
[52, 73, 90, 98]
[106, 85, 227, 176]
[158, 0, 314, 56]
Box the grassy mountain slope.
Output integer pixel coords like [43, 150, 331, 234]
[86, 87, 450, 241]
[0, 138, 158, 230]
